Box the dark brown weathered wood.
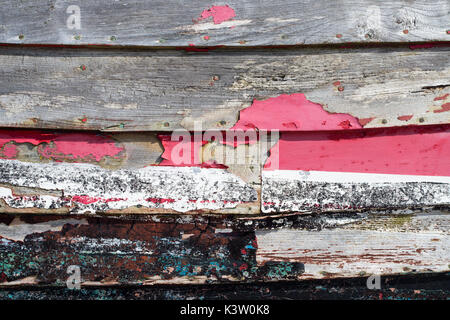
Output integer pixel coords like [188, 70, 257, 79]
[0, 46, 449, 131]
[1, 272, 449, 300]
[0, 211, 447, 286]
[0, 0, 449, 46]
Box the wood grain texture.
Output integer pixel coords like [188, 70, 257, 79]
[0, 0, 449, 46]
[0, 46, 449, 131]
[0, 211, 447, 286]
[256, 211, 450, 279]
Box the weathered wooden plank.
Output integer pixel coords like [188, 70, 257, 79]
[0, 129, 278, 214]
[0, 0, 449, 46]
[256, 211, 450, 279]
[262, 125, 450, 213]
[0, 211, 447, 286]
[0, 46, 449, 131]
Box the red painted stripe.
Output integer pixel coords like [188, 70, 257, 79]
[265, 125, 450, 176]
[0, 130, 124, 161]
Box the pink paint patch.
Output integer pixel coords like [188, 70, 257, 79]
[72, 196, 127, 204]
[38, 133, 125, 162]
[0, 130, 124, 162]
[72, 195, 100, 204]
[264, 125, 450, 176]
[434, 94, 449, 101]
[397, 115, 413, 121]
[158, 135, 227, 168]
[357, 117, 375, 126]
[199, 5, 236, 24]
[434, 102, 450, 113]
[230, 93, 362, 132]
[0, 130, 57, 159]
[145, 198, 176, 204]
[1, 144, 18, 159]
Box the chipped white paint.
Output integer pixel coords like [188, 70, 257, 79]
[67, 237, 155, 255]
[0, 159, 257, 213]
[265, 18, 300, 23]
[256, 225, 450, 279]
[178, 20, 252, 32]
[262, 170, 450, 213]
[215, 228, 233, 233]
[104, 103, 138, 110]
[0, 217, 88, 241]
[265, 170, 450, 184]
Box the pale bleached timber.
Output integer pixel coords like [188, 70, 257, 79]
[256, 212, 450, 279]
[0, 46, 449, 131]
[0, 0, 448, 46]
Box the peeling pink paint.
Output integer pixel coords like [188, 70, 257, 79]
[264, 124, 450, 176]
[434, 94, 449, 101]
[71, 196, 126, 205]
[397, 115, 413, 121]
[158, 135, 227, 168]
[357, 117, 375, 126]
[0, 130, 56, 159]
[1, 144, 18, 159]
[38, 133, 124, 162]
[145, 198, 176, 204]
[0, 130, 124, 162]
[434, 102, 450, 113]
[72, 195, 101, 205]
[198, 5, 236, 24]
[230, 93, 362, 131]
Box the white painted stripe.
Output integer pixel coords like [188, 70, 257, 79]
[0, 159, 257, 213]
[262, 169, 450, 213]
[263, 170, 450, 184]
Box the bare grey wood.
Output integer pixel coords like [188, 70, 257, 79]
[256, 211, 450, 279]
[0, 0, 449, 46]
[0, 46, 449, 131]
